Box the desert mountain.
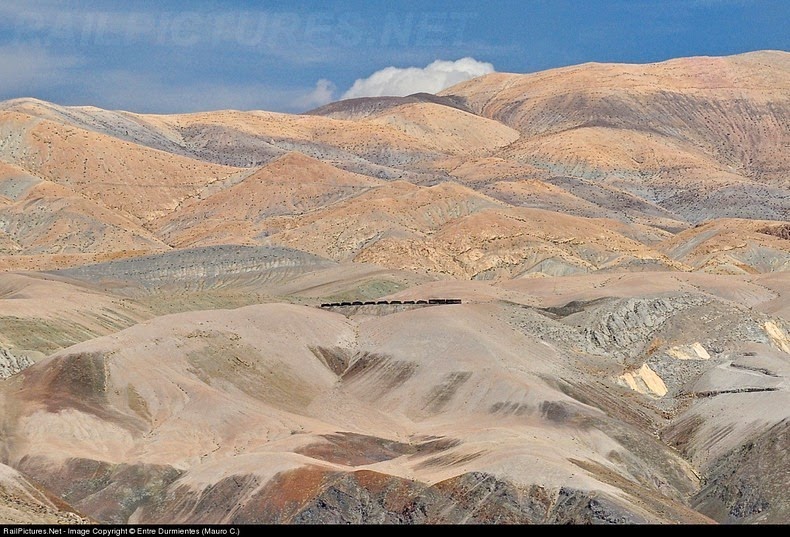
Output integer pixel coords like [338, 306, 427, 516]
[439, 51, 789, 223]
[0, 51, 788, 524]
[0, 53, 786, 276]
[0, 103, 241, 223]
[2, 270, 788, 523]
[0, 161, 169, 258]
[156, 152, 384, 248]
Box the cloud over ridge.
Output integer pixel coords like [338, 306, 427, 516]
[341, 57, 494, 100]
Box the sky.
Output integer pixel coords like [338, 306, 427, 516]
[0, 0, 787, 113]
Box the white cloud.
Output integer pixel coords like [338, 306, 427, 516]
[341, 57, 494, 100]
[290, 79, 336, 110]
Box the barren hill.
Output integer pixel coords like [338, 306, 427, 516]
[440, 51, 789, 223]
[156, 152, 384, 248]
[0, 51, 788, 524]
[2, 282, 788, 523]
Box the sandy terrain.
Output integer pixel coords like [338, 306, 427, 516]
[0, 51, 787, 523]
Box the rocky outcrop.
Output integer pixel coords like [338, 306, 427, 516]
[0, 463, 89, 524]
[692, 420, 790, 524]
[17, 457, 182, 525]
[138, 468, 709, 525]
[582, 296, 706, 360]
[758, 223, 790, 241]
[0, 348, 32, 379]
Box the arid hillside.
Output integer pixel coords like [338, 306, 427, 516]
[0, 51, 788, 524]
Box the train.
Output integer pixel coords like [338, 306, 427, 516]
[319, 298, 462, 308]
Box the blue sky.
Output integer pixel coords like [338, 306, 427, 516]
[0, 0, 787, 113]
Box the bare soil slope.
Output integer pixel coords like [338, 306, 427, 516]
[0, 51, 787, 524]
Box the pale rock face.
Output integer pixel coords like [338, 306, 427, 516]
[618, 363, 669, 397]
[0, 348, 32, 379]
[667, 343, 711, 361]
[764, 320, 790, 353]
